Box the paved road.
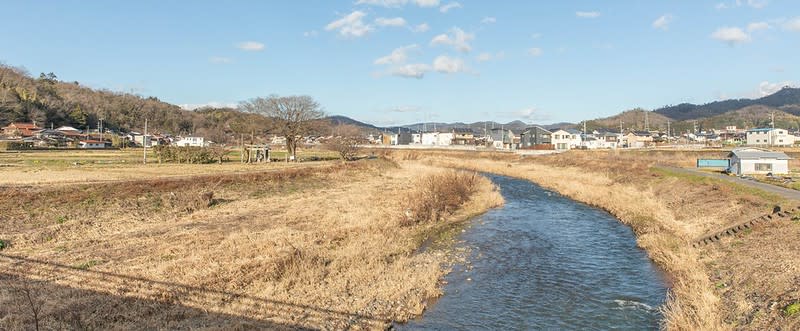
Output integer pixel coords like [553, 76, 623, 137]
[658, 166, 800, 201]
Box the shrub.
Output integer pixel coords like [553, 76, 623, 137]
[0, 239, 8, 250]
[401, 171, 480, 225]
[152, 145, 219, 164]
[785, 302, 800, 317]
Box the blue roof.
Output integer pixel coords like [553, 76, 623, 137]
[746, 128, 773, 132]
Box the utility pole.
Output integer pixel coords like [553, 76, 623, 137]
[644, 110, 649, 131]
[667, 120, 671, 139]
[619, 120, 623, 133]
[583, 121, 587, 135]
[143, 118, 148, 164]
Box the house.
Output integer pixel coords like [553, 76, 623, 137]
[728, 147, 790, 175]
[621, 131, 654, 148]
[451, 128, 475, 145]
[520, 126, 552, 149]
[551, 129, 582, 150]
[79, 140, 107, 149]
[600, 132, 620, 149]
[421, 131, 453, 145]
[746, 128, 795, 146]
[174, 136, 207, 147]
[488, 128, 515, 149]
[133, 134, 158, 147]
[2, 122, 42, 137]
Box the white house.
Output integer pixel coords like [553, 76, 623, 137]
[551, 129, 582, 150]
[728, 147, 790, 175]
[746, 128, 795, 146]
[174, 136, 207, 147]
[420, 132, 453, 146]
[79, 140, 106, 149]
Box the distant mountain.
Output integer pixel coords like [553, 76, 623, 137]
[399, 120, 534, 133]
[326, 115, 382, 132]
[654, 86, 800, 121]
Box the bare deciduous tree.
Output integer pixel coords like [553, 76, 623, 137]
[325, 124, 366, 161]
[239, 95, 325, 161]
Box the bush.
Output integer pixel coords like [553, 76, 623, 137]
[0, 239, 8, 250]
[401, 171, 480, 225]
[152, 145, 221, 164]
[785, 302, 800, 317]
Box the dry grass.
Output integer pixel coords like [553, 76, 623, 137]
[0, 158, 503, 329]
[378, 148, 793, 331]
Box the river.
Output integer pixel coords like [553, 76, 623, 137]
[400, 174, 668, 330]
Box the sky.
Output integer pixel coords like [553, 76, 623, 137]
[1, 0, 799, 126]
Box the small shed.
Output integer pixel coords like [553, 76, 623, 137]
[728, 147, 790, 175]
[79, 140, 107, 149]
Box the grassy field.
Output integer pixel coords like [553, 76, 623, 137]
[0, 151, 503, 329]
[375, 148, 799, 330]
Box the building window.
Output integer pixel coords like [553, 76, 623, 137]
[755, 163, 772, 172]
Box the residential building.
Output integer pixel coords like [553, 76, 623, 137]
[728, 147, 790, 175]
[451, 128, 475, 145]
[174, 136, 207, 147]
[79, 140, 107, 149]
[746, 128, 795, 146]
[519, 126, 552, 149]
[2, 122, 42, 137]
[621, 131, 654, 148]
[551, 129, 582, 150]
[420, 131, 453, 145]
[488, 128, 515, 149]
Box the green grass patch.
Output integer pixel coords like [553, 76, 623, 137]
[0, 239, 7, 250]
[784, 302, 800, 317]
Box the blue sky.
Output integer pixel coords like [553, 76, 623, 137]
[1, 0, 798, 125]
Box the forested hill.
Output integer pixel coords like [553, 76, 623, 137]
[0, 64, 275, 143]
[654, 87, 800, 121]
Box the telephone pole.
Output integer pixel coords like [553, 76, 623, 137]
[644, 111, 649, 131]
[143, 118, 148, 164]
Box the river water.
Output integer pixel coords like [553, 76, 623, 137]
[400, 174, 668, 330]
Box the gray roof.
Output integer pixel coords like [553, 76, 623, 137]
[729, 148, 791, 160]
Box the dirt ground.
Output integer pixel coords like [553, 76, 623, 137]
[0, 157, 503, 330]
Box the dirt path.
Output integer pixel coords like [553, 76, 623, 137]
[658, 166, 800, 201]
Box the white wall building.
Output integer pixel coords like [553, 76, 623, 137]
[420, 132, 453, 146]
[175, 136, 207, 147]
[551, 129, 582, 150]
[728, 147, 790, 175]
[746, 128, 795, 146]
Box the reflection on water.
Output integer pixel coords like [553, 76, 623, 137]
[400, 174, 668, 330]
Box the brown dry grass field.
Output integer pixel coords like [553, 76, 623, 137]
[0, 151, 504, 329]
[374, 148, 799, 330]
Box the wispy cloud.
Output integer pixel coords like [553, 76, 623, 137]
[747, 0, 768, 9]
[236, 41, 265, 51]
[439, 2, 462, 13]
[388, 106, 421, 113]
[411, 23, 430, 32]
[430, 27, 474, 52]
[179, 102, 238, 110]
[325, 11, 373, 38]
[576, 11, 600, 18]
[711, 26, 751, 45]
[757, 81, 793, 96]
[784, 17, 800, 31]
[303, 30, 319, 37]
[652, 14, 673, 30]
[528, 47, 543, 57]
[374, 44, 418, 65]
[433, 55, 467, 73]
[481, 17, 496, 24]
[355, 0, 440, 8]
[375, 17, 407, 27]
[391, 64, 431, 79]
[476, 51, 504, 62]
[746, 21, 771, 32]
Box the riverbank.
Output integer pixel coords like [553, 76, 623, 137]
[397, 149, 798, 330]
[0, 158, 503, 329]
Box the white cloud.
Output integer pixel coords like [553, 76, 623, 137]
[476, 51, 504, 62]
[325, 11, 373, 38]
[512, 108, 547, 121]
[389, 106, 421, 113]
[433, 55, 466, 73]
[439, 2, 461, 13]
[652, 14, 673, 30]
[355, 0, 440, 7]
[411, 23, 430, 32]
[711, 27, 751, 44]
[784, 17, 800, 31]
[758, 81, 794, 96]
[303, 30, 319, 37]
[236, 41, 265, 51]
[531, 33, 542, 39]
[180, 102, 238, 110]
[391, 64, 431, 79]
[209, 56, 232, 64]
[715, 2, 729, 10]
[747, 0, 768, 8]
[528, 47, 543, 57]
[576, 11, 600, 18]
[747, 21, 771, 32]
[430, 27, 474, 52]
[375, 17, 407, 27]
[374, 45, 418, 65]
[481, 17, 496, 24]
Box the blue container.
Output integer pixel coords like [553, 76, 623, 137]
[697, 159, 730, 168]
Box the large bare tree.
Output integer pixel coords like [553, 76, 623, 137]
[239, 95, 325, 161]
